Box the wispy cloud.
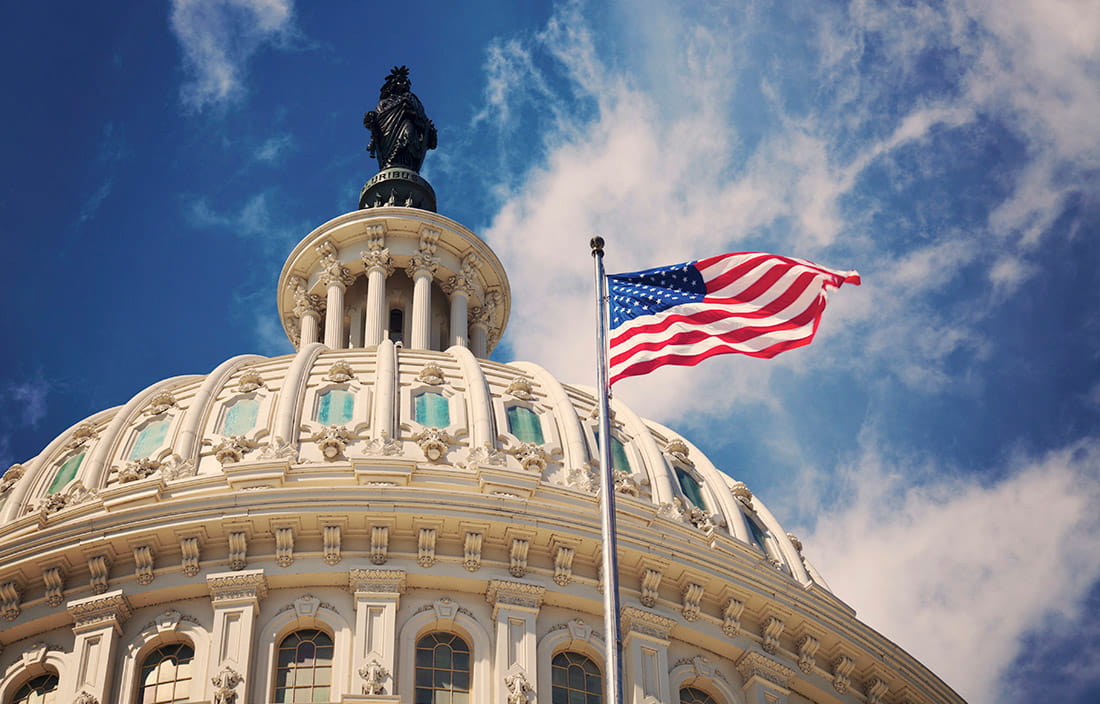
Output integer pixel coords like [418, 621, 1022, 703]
[169, 0, 297, 110]
[254, 133, 294, 163]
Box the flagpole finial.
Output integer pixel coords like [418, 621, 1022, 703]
[590, 236, 605, 256]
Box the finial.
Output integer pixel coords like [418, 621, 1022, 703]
[590, 236, 605, 256]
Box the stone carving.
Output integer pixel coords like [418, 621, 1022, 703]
[505, 377, 534, 400]
[42, 567, 65, 607]
[275, 527, 294, 567]
[722, 597, 745, 636]
[360, 226, 395, 276]
[787, 533, 803, 553]
[88, 555, 111, 594]
[180, 536, 201, 577]
[363, 65, 437, 172]
[566, 467, 597, 492]
[313, 426, 352, 460]
[640, 568, 662, 608]
[657, 498, 687, 522]
[463, 532, 482, 572]
[116, 457, 161, 483]
[208, 571, 268, 603]
[323, 525, 342, 565]
[211, 666, 243, 704]
[463, 442, 505, 470]
[348, 569, 406, 595]
[444, 253, 479, 297]
[154, 610, 183, 633]
[0, 581, 22, 621]
[325, 360, 356, 383]
[161, 453, 197, 480]
[69, 591, 132, 629]
[74, 691, 98, 704]
[796, 634, 820, 674]
[360, 658, 390, 695]
[134, 545, 155, 585]
[681, 582, 704, 621]
[504, 671, 534, 704]
[553, 545, 575, 586]
[509, 538, 530, 578]
[257, 436, 299, 462]
[0, 463, 24, 495]
[471, 288, 502, 331]
[687, 506, 718, 534]
[866, 676, 889, 704]
[620, 606, 676, 640]
[213, 436, 256, 465]
[236, 370, 265, 392]
[665, 438, 692, 465]
[832, 655, 854, 693]
[317, 241, 354, 290]
[417, 363, 445, 385]
[735, 651, 796, 688]
[486, 580, 545, 610]
[418, 527, 437, 567]
[412, 427, 455, 462]
[288, 276, 324, 320]
[730, 481, 753, 506]
[614, 470, 640, 496]
[761, 615, 784, 654]
[67, 423, 99, 449]
[370, 526, 389, 565]
[509, 442, 548, 472]
[228, 531, 248, 571]
[364, 430, 402, 457]
[144, 391, 177, 416]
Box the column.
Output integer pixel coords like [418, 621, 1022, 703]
[406, 252, 437, 349]
[620, 606, 676, 704]
[348, 569, 406, 701]
[445, 254, 479, 349]
[468, 289, 499, 359]
[65, 590, 132, 704]
[289, 276, 323, 346]
[362, 247, 394, 347]
[486, 580, 545, 704]
[206, 569, 268, 704]
[321, 254, 354, 349]
[735, 652, 796, 704]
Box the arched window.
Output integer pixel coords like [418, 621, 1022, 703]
[675, 468, 707, 510]
[139, 643, 194, 703]
[506, 406, 544, 444]
[414, 391, 450, 428]
[46, 451, 85, 494]
[680, 686, 719, 704]
[317, 389, 354, 426]
[593, 431, 631, 473]
[130, 418, 170, 460]
[389, 308, 404, 344]
[415, 632, 471, 704]
[273, 629, 334, 704]
[11, 674, 58, 704]
[551, 651, 602, 703]
[222, 397, 260, 436]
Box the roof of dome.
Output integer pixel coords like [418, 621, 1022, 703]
[0, 341, 829, 592]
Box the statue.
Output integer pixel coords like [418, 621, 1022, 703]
[364, 66, 437, 173]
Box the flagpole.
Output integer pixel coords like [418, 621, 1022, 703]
[591, 236, 625, 704]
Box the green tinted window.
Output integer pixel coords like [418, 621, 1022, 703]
[222, 398, 260, 436]
[47, 452, 86, 494]
[130, 419, 169, 460]
[506, 406, 544, 444]
[675, 468, 707, 510]
[594, 432, 631, 473]
[317, 389, 354, 425]
[415, 392, 450, 427]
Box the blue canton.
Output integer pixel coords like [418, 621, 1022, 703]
[607, 261, 705, 329]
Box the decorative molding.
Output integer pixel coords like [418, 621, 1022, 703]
[213, 436, 256, 465]
[180, 536, 201, 577]
[144, 391, 177, 416]
[509, 442, 547, 472]
[257, 436, 299, 462]
[227, 531, 248, 571]
[275, 527, 294, 568]
[620, 606, 676, 640]
[786, 533, 803, 553]
[730, 481, 753, 506]
[866, 676, 889, 704]
[463, 532, 482, 572]
[360, 245, 395, 277]
[832, 655, 855, 693]
[722, 598, 745, 636]
[313, 425, 352, 460]
[566, 467, 596, 493]
[443, 252, 479, 297]
[67, 423, 99, 449]
[505, 377, 534, 400]
[735, 651, 796, 688]
[681, 582, 704, 621]
[553, 545, 575, 586]
[407, 229, 440, 278]
[0, 463, 24, 495]
[288, 276, 324, 318]
[325, 360, 356, 383]
[74, 691, 99, 704]
[68, 590, 132, 629]
[688, 655, 716, 679]
[796, 634, 820, 674]
[348, 569, 406, 595]
[417, 528, 437, 568]
[207, 570, 268, 603]
[412, 427, 455, 462]
[323, 525, 342, 565]
[761, 615, 784, 654]
[211, 665, 243, 704]
[161, 453, 197, 480]
[88, 555, 111, 594]
[236, 370, 265, 392]
[509, 538, 530, 578]
[614, 470, 640, 496]
[640, 568, 662, 608]
[0, 581, 22, 621]
[370, 525, 389, 565]
[360, 658, 391, 695]
[486, 580, 545, 611]
[657, 498, 687, 522]
[317, 241, 354, 290]
[687, 506, 719, 534]
[504, 670, 534, 704]
[664, 438, 692, 466]
[43, 567, 65, 607]
[115, 457, 161, 483]
[463, 442, 505, 470]
[364, 430, 402, 457]
[417, 363, 446, 386]
[134, 545, 155, 586]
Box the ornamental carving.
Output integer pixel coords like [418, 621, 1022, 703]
[68, 591, 132, 629]
[505, 377, 534, 400]
[730, 481, 753, 506]
[134, 545, 155, 586]
[323, 525, 342, 565]
[67, 423, 99, 449]
[444, 253, 480, 297]
[463, 442, 505, 470]
[275, 527, 294, 567]
[787, 532, 803, 553]
[348, 569, 406, 594]
[0, 464, 25, 495]
[116, 457, 161, 483]
[360, 658, 390, 695]
[364, 430, 403, 457]
[471, 289, 502, 328]
[640, 568, 662, 608]
[180, 537, 201, 577]
[688, 506, 719, 533]
[832, 655, 855, 693]
[313, 426, 352, 460]
[735, 651, 796, 688]
[213, 436, 256, 465]
[288, 276, 324, 318]
[614, 469, 640, 496]
[723, 597, 745, 636]
[681, 582, 704, 621]
[317, 241, 354, 290]
[236, 370, 265, 392]
[509, 442, 547, 472]
[620, 606, 676, 640]
[370, 526, 389, 565]
[144, 391, 177, 416]
[74, 691, 98, 704]
[417, 363, 445, 385]
[257, 436, 299, 462]
[227, 532, 248, 571]
[463, 532, 483, 572]
[509, 538, 530, 578]
[42, 567, 65, 607]
[161, 453, 197, 479]
[504, 671, 534, 704]
[0, 582, 22, 621]
[207, 571, 268, 602]
[486, 580, 545, 610]
[657, 498, 687, 522]
[553, 545, 575, 586]
[866, 676, 889, 704]
[325, 360, 356, 383]
[211, 666, 243, 704]
[360, 246, 395, 277]
[761, 615, 784, 654]
[796, 634, 820, 674]
[665, 438, 692, 465]
[412, 427, 455, 462]
[418, 528, 437, 567]
[567, 467, 597, 493]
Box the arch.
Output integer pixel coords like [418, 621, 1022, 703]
[273, 342, 327, 445]
[448, 344, 495, 447]
[536, 620, 607, 703]
[272, 629, 335, 704]
[414, 632, 472, 703]
[551, 651, 603, 702]
[254, 596, 354, 704]
[505, 405, 545, 445]
[118, 612, 211, 704]
[177, 354, 264, 462]
[668, 657, 739, 704]
[0, 649, 66, 704]
[512, 361, 588, 475]
[397, 600, 491, 702]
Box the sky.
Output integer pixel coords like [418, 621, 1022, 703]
[1, 1, 1099, 702]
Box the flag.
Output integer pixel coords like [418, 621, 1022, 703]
[607, 252, 860, 385]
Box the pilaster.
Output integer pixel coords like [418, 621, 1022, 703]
[735, 651, 797, 704]
[65, 589, 132, 704]
[206, 569, 268, 704]
[620, 606, 676, 704]
[486, 579, 545, 704]
[348, 569, 406, 699]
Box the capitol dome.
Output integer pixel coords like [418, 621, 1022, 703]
[0, 69, 963, 704]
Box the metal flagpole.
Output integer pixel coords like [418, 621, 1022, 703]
[590, 236, 625, 704]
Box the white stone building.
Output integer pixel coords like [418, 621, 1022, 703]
[0, 80, 965, 704]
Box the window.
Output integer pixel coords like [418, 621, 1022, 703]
[46, 451, 85, 494]
[317, 389, 354, 426]
[506, 406, 544, 444]
[745, 514, 772, 556]
[11, 674, 58, 704]
[415, 632, 471, 704]
[389, 308, 404, 344]
[273, 629, 334, 704]
[593, 431, 630, 473]
[679, 687, 719, 704]
[130, 419, 170, 460]
[415, 392, 450, 428]
[551, 651, 602, 704]
[222, 398, 260, 436]
[675, 468, 707, 510]
[139, 643, 194, 703]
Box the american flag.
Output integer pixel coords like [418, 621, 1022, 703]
[607, 252, 860, 385]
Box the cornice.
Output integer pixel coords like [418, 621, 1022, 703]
[349, 568, 407, 595]
[620, 605, 677, 641]
[206, 569, 268, 604]
[485, 579, 545, 611]
[736, 651, 797, 689]
[67, 589, 132, 631]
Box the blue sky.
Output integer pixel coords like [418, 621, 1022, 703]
[2, 1, 1099, 701]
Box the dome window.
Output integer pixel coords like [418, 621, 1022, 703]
[11, 673, 59, 704]
[130, 418, 170, 460]
[594, 431, 631, 473]
[222, 397, 260, 436]
[551, 651, 603, 702]
[46, 451, 85, 494]
[680, 687, 720, 704]
[317, 389, 354, 426]
[415, 391, 450, 428]
[675, 467, 708, 510]
[389, 308, 404, 343]
[139, 642, 194, 703]
[415, 632, 471, 703]
[506, 406, 544, 444]
[273, 629, 334, 703]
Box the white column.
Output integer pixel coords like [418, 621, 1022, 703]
[319, 241, 353, 349]
[470, 321, 488, 358]
[65, 590, 131, 704]
[206, 569, 268, 704]
[486, 580, 544, 704]
[300, 309, 321, 345]
[735, 652, 796, 704]
[361, 244, 394, 347]
[621, 606, 676, 704]
[290, 276, 323, 346]
[348, 306, 363, 348]
[449, 289, 469, 348]
[406, 253, 437, 349]
[349, 569, 406, 698]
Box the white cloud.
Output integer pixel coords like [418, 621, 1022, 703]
[9, 380, 49, 427]
[255, 134, 293, 163]
[800, 438, 1100, 703]
[169, 0, 296, 110]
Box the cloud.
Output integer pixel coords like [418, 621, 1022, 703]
[8, 380, 49, 428]
[800, 437, 1100, 703]
[74, 179, 113, 228]
[169, 0, 296, 110]
[255, 134, 294, 163]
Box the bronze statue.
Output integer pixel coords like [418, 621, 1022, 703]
[364, 66, 437, 173]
